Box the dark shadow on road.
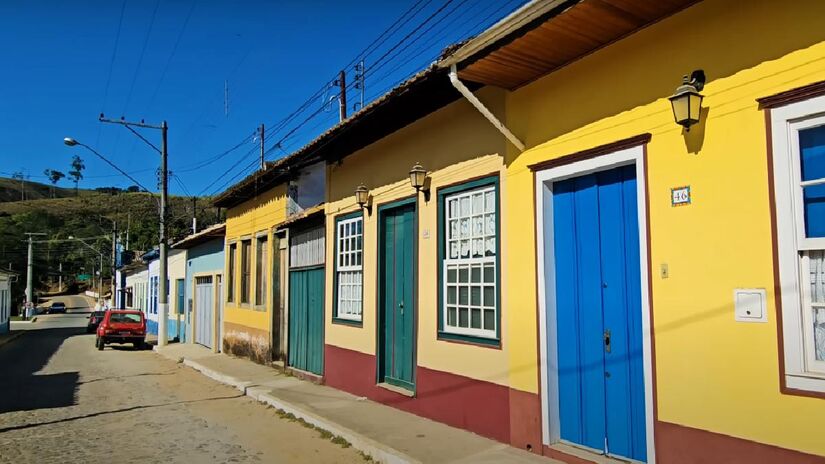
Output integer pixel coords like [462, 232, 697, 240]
[0, 393, 244, 434]
[0, 327, 84, 414]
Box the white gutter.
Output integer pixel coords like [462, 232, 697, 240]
[448, 64, 525, 152]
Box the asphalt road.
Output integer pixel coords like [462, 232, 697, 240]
[0, 295, 364, 463]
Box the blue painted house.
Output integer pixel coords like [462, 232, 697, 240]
[172, 223, 225, 351]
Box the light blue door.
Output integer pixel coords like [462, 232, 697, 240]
[552, 165, 646, 462]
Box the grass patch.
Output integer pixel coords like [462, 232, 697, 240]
[273, 408, 362, 456]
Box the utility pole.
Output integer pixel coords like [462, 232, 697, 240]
[99, 115, 169, 346]
[24, 233, 46, 315]
[338, 70, 347, 122]
[192, 197, 198, 234]
[354, 60, 365, 112]
[126, 213, 131, 250]
[259, 123, 266, 170]
[111, 222, 117, 307]
[158, 120, 169, 346]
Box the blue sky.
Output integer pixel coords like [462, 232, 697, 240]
[0, 0, 525, 197]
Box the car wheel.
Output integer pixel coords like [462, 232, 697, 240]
[97, 338, 104, 351]
[133, 341, 143, 350]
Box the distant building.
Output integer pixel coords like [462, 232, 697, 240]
[173, 223, 226, 350]
[0, 270, 16, 334]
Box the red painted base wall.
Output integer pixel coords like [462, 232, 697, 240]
[324, 344, 543, 450]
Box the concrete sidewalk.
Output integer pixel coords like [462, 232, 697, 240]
[153, 343, 559, 464]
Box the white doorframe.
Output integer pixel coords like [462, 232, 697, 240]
[534, 144, 656, 462]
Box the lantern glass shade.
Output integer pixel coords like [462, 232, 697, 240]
[409, 163, 426, 191]
[669, 86, 703, 130]
[355, 184, 369, 207]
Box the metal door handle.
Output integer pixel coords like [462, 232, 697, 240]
[604, 329, 611, 353]
[399, 301, 404, 314]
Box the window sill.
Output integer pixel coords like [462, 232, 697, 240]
[332, 317, 362, 327]
[377, 382, 415, 397]
[785, 373, 825, 396]
[437, 331, 501, 349]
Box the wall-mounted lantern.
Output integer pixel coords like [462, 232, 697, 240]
[355, 183, 371, 214]
[409, 162, 430, 200]
[669, 70, 705, 131]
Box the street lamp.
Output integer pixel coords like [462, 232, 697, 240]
[669, 70, 706, 131]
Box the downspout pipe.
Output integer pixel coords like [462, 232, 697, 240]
[448, 64, 525, 152]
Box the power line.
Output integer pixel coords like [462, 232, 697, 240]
[146, 0, 197, 113]
[97, 0, 128, 148]
[122, 0, 161, 116]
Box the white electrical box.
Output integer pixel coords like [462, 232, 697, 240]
[734, 288, 767, 323]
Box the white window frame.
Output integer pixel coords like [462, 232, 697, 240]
[336, 216, 363, 321]
[770, 94, 825, 392]
[442, 184, 498, 339]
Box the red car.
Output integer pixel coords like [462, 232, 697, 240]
[96, 310, 146, 350]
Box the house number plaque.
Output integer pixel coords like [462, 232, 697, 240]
[671, 186, 691, 206]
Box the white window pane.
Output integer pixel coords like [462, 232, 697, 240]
[447, 306, 457, 326]
[447, 266, 457, 283]
[483, 286, 495, 306]
[473, 216, 483, 236]
[470, 265, 481, 283]
[458, 266, 469, 283]
[450, 241, 459, 259]
[460, 218, 470, 238]
[460, 197, 470, 216]
[471, 308, 481, 328]
[486, 213, 495, 235]
[461, 240, 470, 258]
[459, 287, 468, 305]
[486, 237, 495, 256]
[447, 287, 456, 304]
[485, 191, 495, 213]
[473, 193, 483, 215]
[449, 199, 457, 217]
[484, 309, 495, 330]
[483, 263, 495, 283]
[459, 308, 469, 327]
[814, 307, 825, 361]
[450, 220, 458, 240]
[471, 287, 481, 306]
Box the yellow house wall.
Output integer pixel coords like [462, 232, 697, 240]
[504, 0, 825, 455]
[325, 87, 511, 385]
[223, 185, 286, 334]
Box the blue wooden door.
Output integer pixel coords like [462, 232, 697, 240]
[288, 267, 325, 375]
[552, 165, 646, 462]
[379, 203, 416, 391]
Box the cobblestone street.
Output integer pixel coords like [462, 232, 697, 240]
[0, 309, 365, 464]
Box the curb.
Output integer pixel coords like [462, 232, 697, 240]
[153, 347, 418, 464]
[0, 331, 25, 349]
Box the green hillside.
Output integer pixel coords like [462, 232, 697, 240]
[0, 176, 93, 202]
[0, 191, 221, 309]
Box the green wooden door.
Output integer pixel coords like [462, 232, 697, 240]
[288, 267, 324, 375]
[379, 202, 416, 390]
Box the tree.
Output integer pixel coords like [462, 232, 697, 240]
[127, 185, 140, 193]
[68, 155, 85, 196]
[43, 169, 66, 198]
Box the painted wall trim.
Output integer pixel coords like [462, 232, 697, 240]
[528, 133, 652, 172]
[757, 79, 825, 109]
